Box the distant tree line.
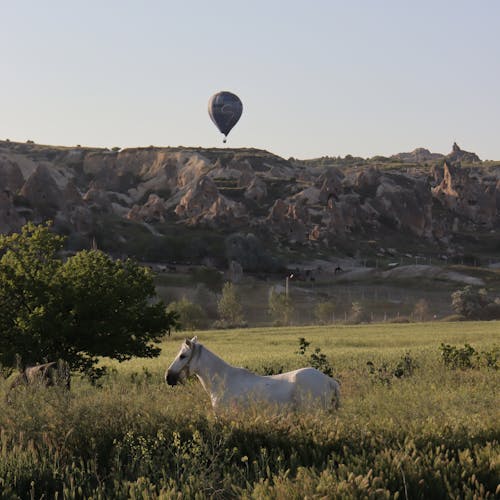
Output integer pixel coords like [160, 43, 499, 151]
[167, 283, 500, 331]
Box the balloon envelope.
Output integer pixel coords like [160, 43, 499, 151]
[208, 91, 243, 139]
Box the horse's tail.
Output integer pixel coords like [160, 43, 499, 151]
[329, 377, 341, 410]
[56, 359, 71, 390]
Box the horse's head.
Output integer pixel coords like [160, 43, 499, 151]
[165, 336, 199, 386]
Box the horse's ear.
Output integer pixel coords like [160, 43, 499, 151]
[191, 336, 198, 343]
[185, 338, 192, 347]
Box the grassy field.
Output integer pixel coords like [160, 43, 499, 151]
[0, 322, 499, 498]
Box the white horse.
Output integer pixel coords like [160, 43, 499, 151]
[165, 337, 340, 412]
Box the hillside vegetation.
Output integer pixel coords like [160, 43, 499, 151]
[1, 322, 498, 498]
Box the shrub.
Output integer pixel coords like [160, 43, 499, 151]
[439, 343, 499, 370]
[367, 352, 418, 385]
[217, 282, 245, 327]
[166, 297, 208, 330]
[268, 289, 294, 326]
[314, 301, 336, 324]
[296, 337, 335, 377]
[439, 343, 478, 369]
[451, 285, 491, 319]
[481, 346, 499, 370]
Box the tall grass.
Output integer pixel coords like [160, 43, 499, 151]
[0, 322, 498, 498]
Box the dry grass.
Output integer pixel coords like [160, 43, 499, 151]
[0, 321, 498, 498]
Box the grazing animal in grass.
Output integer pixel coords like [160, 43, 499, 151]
[6, 360, 70, 403]
[165, 337, 340, 412]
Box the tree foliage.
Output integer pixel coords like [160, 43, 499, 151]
[296, 337, 335, 377]
[314, 301, 336, 324]
[166, 297, 208, 330]
[217, 282, 244, 327]
[0, 222, 177, 379]
[451, 286, 491, 320]
[268, 289, 293, 326]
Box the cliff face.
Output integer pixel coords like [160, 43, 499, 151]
[0, 140, 498, 267]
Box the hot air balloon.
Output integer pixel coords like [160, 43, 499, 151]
[208, 91, 243, 143]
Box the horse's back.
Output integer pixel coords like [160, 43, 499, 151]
[272, 367, 331, 384]
[274, 367, 340, 410]
[294, 367, 338, 390]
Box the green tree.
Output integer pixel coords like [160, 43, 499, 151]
[0, 222, 177, 380]
[217, 282, 244, 327]
[268, 289, 293, 326]
[314, 301, 336, 324]
[167, 297, 207, 330]
[451, 286, 489, 319]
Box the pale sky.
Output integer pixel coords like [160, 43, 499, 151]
[2, 1, 499, 160]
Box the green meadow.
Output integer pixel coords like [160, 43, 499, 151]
[1, 322, 499, 498]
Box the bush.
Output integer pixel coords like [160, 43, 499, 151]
[440, 343, 478, 369]
[268, 290, 294, 326]
[439, 343, 499, 370]
[217, 282, 245, 327]
[167, 297, 208, 330]
[314, 301, 336, 324]
[450, 286, 500, 320]
[296, 337, 335, 377]
[367, 352, 418, 385]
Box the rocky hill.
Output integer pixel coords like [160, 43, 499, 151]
[0, 140, 498, 271]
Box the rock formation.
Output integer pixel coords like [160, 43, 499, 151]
[19, 164, 62, 219]
[127, 194, 167, 223]
[432, 161, 497, 228]
[446, 142, 481, 163]
[0, 139, 497, 267]
[392, 147, 444, 163]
